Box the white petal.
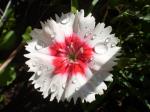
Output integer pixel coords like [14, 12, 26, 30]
[64, 75, 81, 102]
[40, 22, 56, 40]
[85, 93, 96, 103]
[93, 47, 121, 71]
[85, 68, 107, 93]
[93, 23, 105, 36]
[38, 47, 50, 55]
[25, 40, 37, 52]
[47, 19, 65, 42]
[33, 73, 53, 97]
[49, 74, 68, 102]
[86, 70, 108, 95]
[74, 10, 95, 38]
[93, 47, 120, 64]
[93, 23, 112, 39]
[30, 29, 52, 47]
[24, 52, 54, 73]
[58, 13, 75, 37]
[104, 74, 113, 81]
[55, 14, 60, 22]
[88, 23, 115, 47]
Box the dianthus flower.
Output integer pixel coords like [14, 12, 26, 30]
[25, 10, 120, 103]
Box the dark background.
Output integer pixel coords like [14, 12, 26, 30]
[0, 0, 150, 112]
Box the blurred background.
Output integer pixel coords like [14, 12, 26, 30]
[0, 0, 150, 112]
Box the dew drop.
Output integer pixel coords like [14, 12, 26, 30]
[47, 66, 51, 71]
[85, 33, 89, 37]
[92, 34, 97, 40]
[105, 37, 110, 43]
[61, 18, 70, 24]
[62, 83, 65, 89]
[51, 34, 55, 38]
[75, 87, 79, 91]
[37, 71, 42, 75]
[111, 43, 116, 47]
[94, 43, 108, 54]
[84, 32, 92, 38]
[44, 26, 51, 35]
[35, 44, 42, 50]
[72, 77, 77, 84]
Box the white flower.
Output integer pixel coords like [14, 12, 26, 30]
[24, 10, 121, 103]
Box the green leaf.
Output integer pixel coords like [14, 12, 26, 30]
[22, 26, 32, 42]
[140, 14, 150, 21]
[0, 95, 4, 103]
[0, 66, 16, 86]
[71, 0, 78, 13]
[0, 30, 16, 50]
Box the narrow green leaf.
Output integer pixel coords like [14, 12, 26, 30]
[0, 95, 4, 103]
[22, 26, 32, 42]
[0, 30, 16, 50]
[87, 0, 99, 15]
[71, 0, 79, 13]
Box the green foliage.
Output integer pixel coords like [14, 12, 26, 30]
[0, 65, 16, 86]
[0, 30, 15, 50]
[0, 7, 16, 51]
[71, 0, 78, 13]
[22, 26, 32, 42]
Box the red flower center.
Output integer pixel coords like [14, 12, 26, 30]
[49, 33, 93, 76]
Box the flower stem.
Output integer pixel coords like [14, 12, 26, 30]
[0, 42, 24, 73]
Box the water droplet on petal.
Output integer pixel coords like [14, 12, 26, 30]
[92, 34, 97, 40]
[85, 33, 88, 37]
[62, 83, 65, 89]
[51, 84, 57, 92]
[105, 37, 110, 43]
[47, 66, 51, 71]
[37, 71, 42, 75]
[72, 77, 77, 84]
[75, 87, 79, 91]
[84, 32, 92, 38]
[51, 34, 55, 38]
[94, 43, 108, 54]
[61, 18, 70, 24]
[35, 44, 42, 50]
[111, 43, 116, 47]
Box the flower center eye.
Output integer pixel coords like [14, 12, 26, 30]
[49, 33, 93, 75]
[68, 53, 76, 61]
